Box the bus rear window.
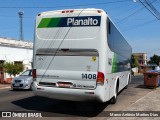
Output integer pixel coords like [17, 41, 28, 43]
[37, 27, 100, 40]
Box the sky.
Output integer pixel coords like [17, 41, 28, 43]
[0, 0, 160, 59]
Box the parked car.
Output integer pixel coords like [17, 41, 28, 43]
[11, 69, 33, 90]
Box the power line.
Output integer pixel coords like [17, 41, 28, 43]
[116, 0, 158, 24]
[0, 0, 130, 9]
[0, 14, 32, 18]
[116, 7, 144, 24]
[0, 1, 130, 18]
[38, 9, 85, 81]
[138, 0, 160, 20]
[122, 19, 157, 32]
[113, 4, 141, 17]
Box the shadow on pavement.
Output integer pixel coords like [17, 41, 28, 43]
[9, 89, 32, 91]
[135, 85, 156, 89]
[12, 96, 110, 117]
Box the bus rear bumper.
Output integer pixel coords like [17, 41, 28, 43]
[33, 82, 104, 102]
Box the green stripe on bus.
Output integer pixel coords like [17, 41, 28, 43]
[38, 18, 61, 28]
[112, 53, 118, 73]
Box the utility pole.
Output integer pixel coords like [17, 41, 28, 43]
[18, 10, 24, 41]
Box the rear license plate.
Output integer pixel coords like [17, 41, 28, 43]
[58, 83, 72, 88]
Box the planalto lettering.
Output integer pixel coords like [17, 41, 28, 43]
[67, 17, 99, 26]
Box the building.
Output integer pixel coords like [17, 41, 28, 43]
[0, 37, 33, 83]
[133, 53, 147, 65]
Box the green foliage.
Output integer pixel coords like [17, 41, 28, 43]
[0, 63, 4, 68]
[148, 54, 160, 65]
[0, 60, 4, 68]
[3, 62, 24, 77]
[131, 54, 140, 68]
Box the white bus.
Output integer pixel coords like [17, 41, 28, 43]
[32, 8, 132, 103]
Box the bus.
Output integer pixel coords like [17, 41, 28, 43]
[32, 8, 132, 103]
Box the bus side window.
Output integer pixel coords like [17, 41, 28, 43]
[108, 19, 111, 34]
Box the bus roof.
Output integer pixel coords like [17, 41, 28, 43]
[37, 8, 105, 16]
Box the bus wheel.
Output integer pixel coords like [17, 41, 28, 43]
[111, 84, 118, 104]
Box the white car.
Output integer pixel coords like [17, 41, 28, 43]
[11, 69, 33, 90]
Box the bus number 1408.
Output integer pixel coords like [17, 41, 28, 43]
[81, 73, 97, 79]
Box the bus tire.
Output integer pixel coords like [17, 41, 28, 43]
[111, 84, 118, 104]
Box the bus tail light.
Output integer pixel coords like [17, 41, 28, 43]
[32, 69, 36, 80]
[97, 10, 102, 13]
[97, 72, 104, 85]
[62, 10, 74, 13]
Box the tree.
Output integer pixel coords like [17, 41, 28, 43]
[131, 54, 139, 68]
[148, 54, 160, 65]
[3, 62, 24, 78]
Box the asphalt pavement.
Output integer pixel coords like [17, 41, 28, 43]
[0, 75, 160, 120]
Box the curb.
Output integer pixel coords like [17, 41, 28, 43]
[0, 86, 10, 89]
